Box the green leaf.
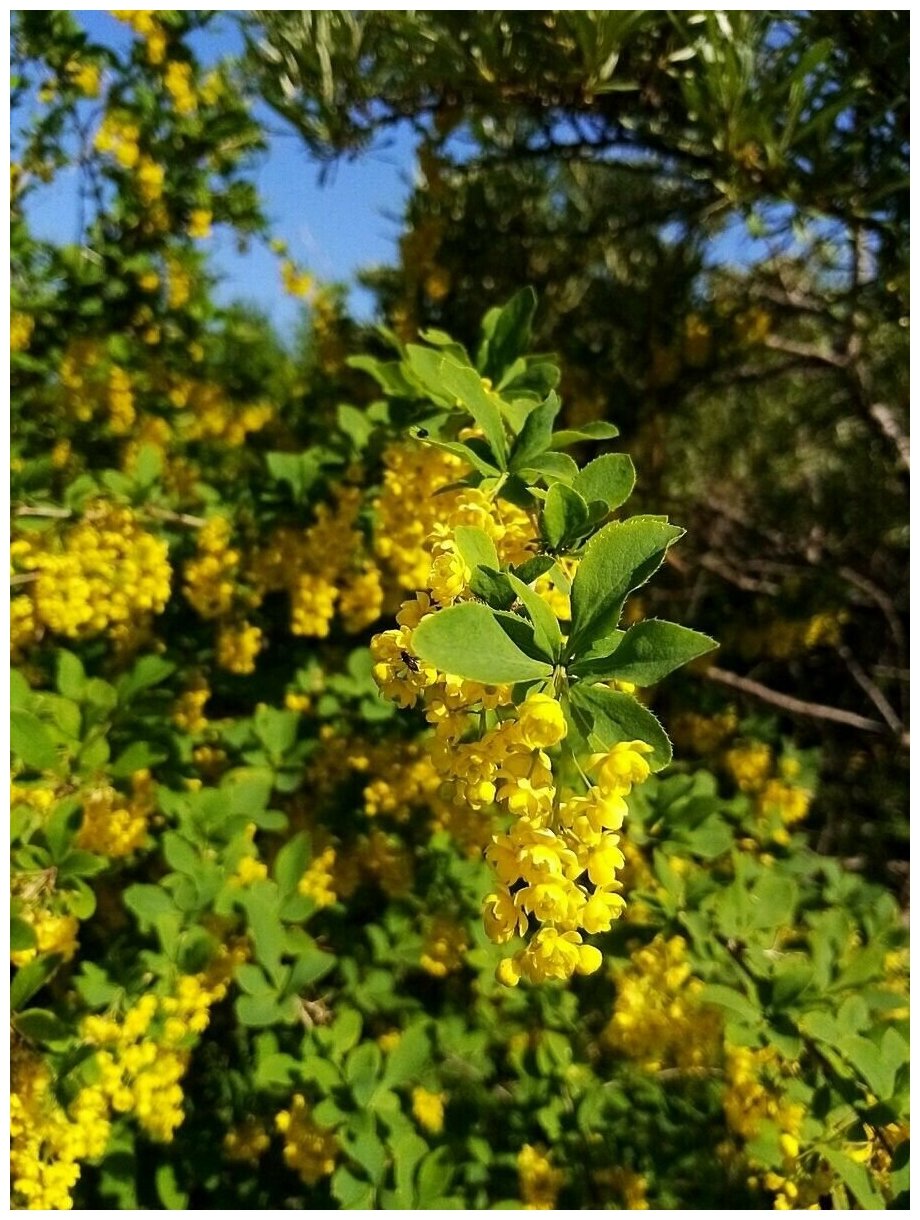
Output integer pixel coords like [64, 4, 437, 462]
[331, 1166, 376, 1210]
[116, 655, 175, 703]
[480, 287, 537, 383]
[109, 740, 166, 777]
[506, 572, 563, 661]
[57, 849, 107, 878]
[154, 1162, 189, 1210]
[163, 832, 199, 876]
[10, 917, 37, 952]
[55, 650, 86, 700]
[550, 421, 619, 448]
[573, 619, 716, 683]
[288, 943, 336, 990]
[74, 961, 120, 1008]
[337, 403, 375, 451]
[837, 1033, 901, 1101]
[11, 709, 60, 772]
[43, 798, 82, 861]
[568, 517, 684, 653]
[540, 483, 589, 550]
[416, 1149, 455, 1207]
[11, 669, 31, 709]
[266, 451, 322, 499]
[509, 392, 561, 470]
[238, 883, 287, 983]
[253, 706, 299, 762]
[273, 831, 311, 898]
[11, 954, 62, 1010]
[823, 1149, 888, 1210]
[452, 525, 499, 574]
[519, 450, 579, 485]
[572, 453, 635, 513]
[414, 433, 499, 477]
[411, 603, 554, 684]
[235, 993, 292, 1028]
[406, 346, 507, 467]
[382, 1023, 431, 1088]
[468, 566, 517, 610]
[512, 555, 556, 585]
[345, 1041, 383, 1107]
[568, 684, 672, 770]
[342, 1126, 389, 1184]
[14, 1008, 71, 1045]
[700, 984, 761, 1024]
[124, 884, 176, 927]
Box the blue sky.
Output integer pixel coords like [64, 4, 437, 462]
[16, 11, 790, 337]
[16, 11, 420, 334]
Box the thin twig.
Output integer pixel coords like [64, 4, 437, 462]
[14, 504, 72, 518]
[837, 645, 904, 735]
[762, 334, 849, 367]
[701, 665, 906, 743]
[144, 506, 206, 528]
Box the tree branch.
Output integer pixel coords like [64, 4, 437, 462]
[701, 665, 907, 744]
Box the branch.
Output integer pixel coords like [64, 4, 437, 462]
[701, 665, 907, 744]
[837, 644, 905, 736]
[868, 403, 909, 470]
[762, 334, 849, 368]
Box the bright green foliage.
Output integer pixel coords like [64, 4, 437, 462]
[9, 10, 908, 1214]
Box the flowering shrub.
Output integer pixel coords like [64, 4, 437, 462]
[9, 11, 908, 1212]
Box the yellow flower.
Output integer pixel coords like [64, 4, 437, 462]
[188, 208, 213, 239]
[517, 1143, 565, 1209]
[411, 1087, 445, 1134]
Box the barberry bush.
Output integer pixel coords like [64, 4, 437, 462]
[9, 11, 908, 1211]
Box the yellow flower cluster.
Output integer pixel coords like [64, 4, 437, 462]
[298, 844, 340, 907]
[249, 486, 384, 638]
[112, 10, 167, 64]
[604, 935, 722, 1072]
[216, 619, 263, 675]
[595, 1167, 650, 1210]
[732, 612, 847, 661]
[11, 905, 80, 968]
[21, 503, 170, 642]
[412, 1087, 446, 1134]
[76, 771, 155, 857]
[163, 60, 197, 116]
[81, 949, 245, 1150]
[372, 483, 655, 984]
[183, 515, 242, 619]
[223, 1119, 271, 1164]
[11, 311, 34, 352]
[517, 1143, 565, 1210]
[275, 1094, 339, 1186]
[723, 740, 773, 793]
[172, 676, 211, 733]
[357, 828, 414, 898]
[66, 59, 102, 96]
[724, 743, 813, 846]
[182, 382, 273, 445]
[281, 260, 312, 298]
[723, 1046, 811, 1209]
[419, 916, 469, 977]
[11, 1049, 111, 1210]
[188, 208, 212, 240]
[372, 441, 530, 592]
[94, 109, 141, 168]
[58, 339, 138, 433]
[671, 707, 739, 756]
